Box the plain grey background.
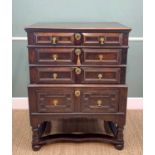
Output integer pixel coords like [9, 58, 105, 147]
[12, 0, 143, 97]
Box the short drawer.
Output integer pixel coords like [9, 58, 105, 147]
[83, 33, 123, 46]
[83, 48, 122, 65]
[81, 67, 126, 84]
[28, 87, 74, 113]
[34, 32, 75, 45]
[29, 48, 74, 65]
[30, 67, 75, 84]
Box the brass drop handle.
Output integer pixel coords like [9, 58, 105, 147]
[75, 49, 81, 65]
[52, 54, 58, 61]
[51, 37, 57, 44]
[53, 73, 58, 79]
[75, 67, 81, 75]
[97, 100, 102, 106]
[98, 73, 103, 79]
[75, 90, 80, 97]
[98, 54, 104, 61]
[75, 33, 81, 41]
[53, 99, 58, 106]
[99, 37, 105, 45]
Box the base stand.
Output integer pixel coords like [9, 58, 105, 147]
[31, 119, 124, 151]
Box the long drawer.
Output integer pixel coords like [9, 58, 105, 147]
[30, 66, 126, 84]
[28, 48, 127, 65]
[28, 85, 127, 113]
[28, 32, 127, 46]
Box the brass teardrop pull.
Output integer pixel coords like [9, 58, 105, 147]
[98, 54, 104, 61]
[53, 99, 58, 106]
[52, 54, 58, 61]
[75, 49, 81, 65]
[53, 73, 58, 79]
[51, 37, 57, 44]
[99, 37, 105, 45]
[98, 73, 103, 79]
[97, 100, 102, 106]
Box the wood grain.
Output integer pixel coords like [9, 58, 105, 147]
[13, 110, 142, 155]
[25, 22, 131, 31]
[25, 22, 131, 150]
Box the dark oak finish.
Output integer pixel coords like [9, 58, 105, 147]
[30, 66, 126, 84]
[28, 85, 127, 113]
[29, 48, 127, 66]
[25, 22, 131, 151]
[34, 32, 75, 45]
[82, 67, 126, 84]
[83, 32, 123, 46]
[29, 48, 75, 65]
[30, 67, 75, 84]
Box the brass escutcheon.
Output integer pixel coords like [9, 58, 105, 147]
[99, 37, 105, 45]
[75, 90, 80, 97]
[75, 33, 81, 41]
[75, 67, 81, 75]
[53, 73, 58, 79]
[52, 54, 58, 61]
[98, 73, 103, 79]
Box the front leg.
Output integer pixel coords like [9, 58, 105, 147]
[104, 121, 112, 134]
[38, 121, 52, 136]
[44, 121, 52, 134]
[104, 121, 118, 136]
[32, 125, 42, 151]
[114, 124, 124, 150]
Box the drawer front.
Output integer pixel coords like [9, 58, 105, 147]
[82, 67, 125, 84]
[30, 32, 126, 46]
[29, 48, 126, 65]
[34, 32, 74, 45]
[83, 48, 122, 65]
[29, 48, 74, 65]
[83, 33, 123, 46]
[29, 87, 74, 113]
[80, 88, 120, 113]
[30, 67, 75, 84]
[28, 85, 127, 113]
[30, 67, 125, 84]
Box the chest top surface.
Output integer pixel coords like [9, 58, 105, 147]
[25, 22, 131, 31]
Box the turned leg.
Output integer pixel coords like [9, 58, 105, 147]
[38, 121, 52, 136]
[104, 121, 112, 134]
[32, 125, 42, 151]
[44, 121, 52, 134]
[114, 124, 124, 150]
[104, 121, 118, 136]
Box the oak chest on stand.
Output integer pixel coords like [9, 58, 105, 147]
[25, 22, 131, 151]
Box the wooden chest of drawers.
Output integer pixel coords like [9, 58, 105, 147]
[25, 22, 131, 151]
